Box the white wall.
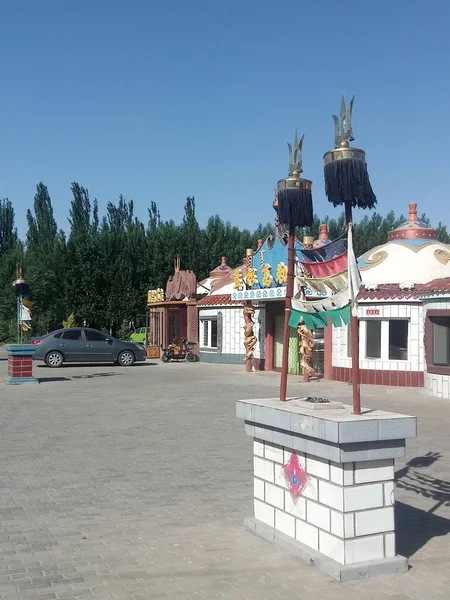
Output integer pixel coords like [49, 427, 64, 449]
[332, 302, 423, 372]
[423, 298, 450, 399]
[199, 305, 265, 358]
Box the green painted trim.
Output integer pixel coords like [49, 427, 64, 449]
[200, 352, 245, 365]
[5, 376, 38, 385]
[288, 327, 299, 375]
[6, 344, 37, 356]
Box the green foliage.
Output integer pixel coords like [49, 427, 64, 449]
[0, 182, 448, 341]
[62, 313, 77, 328]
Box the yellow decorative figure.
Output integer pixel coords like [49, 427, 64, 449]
[261, 264, 273, 288]
[276, 262, 288, 285]
[244, 268, 258, 288]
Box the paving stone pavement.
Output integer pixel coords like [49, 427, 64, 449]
[0, 356, 449, 600]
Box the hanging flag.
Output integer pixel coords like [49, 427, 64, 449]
[299, 235, 347, 263]
[289, 304, 351, 329]
[347, 223, 362, 316]
[301, 251, 348, 278]
[292, 288, 350, 313]
[20, 303, 32, 331]
[296, 271, 348, 295]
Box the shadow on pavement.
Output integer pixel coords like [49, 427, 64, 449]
[72, 372, 122, 379]
[38, 377, 71, 383]
[395, 452, 450, 558]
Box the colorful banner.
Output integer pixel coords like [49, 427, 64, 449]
[299, 236, 347, 263]
[301, 251, 348, 278]
[295, 271, 348, 295]
[289, 304, 351, 329]
[292, 288, 349, 313]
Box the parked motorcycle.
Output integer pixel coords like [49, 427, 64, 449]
[161, 338, 199, 363]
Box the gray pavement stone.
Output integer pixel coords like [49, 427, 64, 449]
[0, 359, 449, 598]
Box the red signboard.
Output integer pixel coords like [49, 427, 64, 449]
[366, 309, 380, 316]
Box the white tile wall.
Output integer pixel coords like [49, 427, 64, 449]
[284, 492, 306, 519]
[275, 509, 295, 538]
[252, 443, 397, 565]
[265, 482, 284, 509]
[306, 456, 330, 480]
[254, 478, 265, 500]
[254, 457, 274, 483]
[306, 501, 330, 531]
[254, 499, 274, 528]
[296, 520, 319, 550]
[254, 440, 264, 457]
[355, 507, 394, 536]
[274, 462, 289, 490]
[344, 483, 384, 511]
[384, 481, 395, 506]
[319, 481, 344, 511]
[319, 531, 345, 563]
[354, 459, 394, 484]
[345, 535, 384, 564]
[264, 443, 284, 463]
[332, 302, 423, 374]
[385, 532, 396, 558]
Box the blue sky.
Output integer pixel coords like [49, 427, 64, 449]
[1, 0, 449, 237]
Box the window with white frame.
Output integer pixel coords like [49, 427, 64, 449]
[363, 319, 409, 361]
[200, 318, 218, 350]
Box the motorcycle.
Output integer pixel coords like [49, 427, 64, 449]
[161, 338, 199, 363]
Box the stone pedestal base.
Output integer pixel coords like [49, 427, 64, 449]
[237, 397, 416, 581]
[6, 345, 38, 384]
[245, 517, 407, 581]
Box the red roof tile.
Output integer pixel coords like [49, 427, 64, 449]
[358, 278, 450, 300]
[197, 294, 243, 306]
[417, 277, 450, 294]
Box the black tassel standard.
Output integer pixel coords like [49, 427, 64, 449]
[324, 158, 376, 209]
[277, 188, 313, 228]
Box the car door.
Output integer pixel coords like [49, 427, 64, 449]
[60, 329, 86, 362]
[84, 330, 115, 362]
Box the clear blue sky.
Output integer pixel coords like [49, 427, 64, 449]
[1, 0, 449, 237]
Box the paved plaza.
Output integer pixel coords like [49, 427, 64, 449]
[0, 355, 449, 600]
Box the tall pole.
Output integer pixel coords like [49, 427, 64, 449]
[17, 297, 21, 344]
[280, 225, 295, 402]
[345, 203, 361, 415]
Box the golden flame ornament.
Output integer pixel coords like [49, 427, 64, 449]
[276, 262, 288, 285]
[244, 268, 258, 288]
[261, 264, 273, 288]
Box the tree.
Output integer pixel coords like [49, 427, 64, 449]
[0, 199, 22, 341]
[24, 183, 67, 333]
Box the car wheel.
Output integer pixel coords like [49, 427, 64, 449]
[45, 351, 64, 368]
[118, 350, 135, 366]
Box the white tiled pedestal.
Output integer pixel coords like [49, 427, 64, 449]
[236, 397, 417, 581]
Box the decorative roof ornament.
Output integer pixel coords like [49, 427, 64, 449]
[323, 95, 376, 210]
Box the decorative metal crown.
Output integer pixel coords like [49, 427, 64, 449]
[287, 130, 304, 176]
[333, 95, 355, 148]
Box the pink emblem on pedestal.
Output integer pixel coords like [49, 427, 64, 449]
[283, 453, 308, 503]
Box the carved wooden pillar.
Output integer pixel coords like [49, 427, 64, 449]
[186, 301, 199, 354]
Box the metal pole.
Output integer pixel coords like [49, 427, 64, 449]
[345, 203, 361, 415]
[280, 225, 295, 402]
